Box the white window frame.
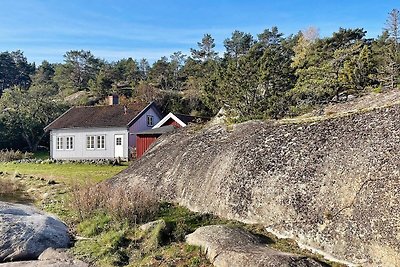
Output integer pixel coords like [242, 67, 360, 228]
[87, 135, 95, 150]
[97, 135, 106, 149]
[66, 136, 74, 150]
[146, 115, 154, 126]
[56, 137, 63, 150]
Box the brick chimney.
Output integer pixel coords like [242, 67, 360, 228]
[108, 95, 119, 105]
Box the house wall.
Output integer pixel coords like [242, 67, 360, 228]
[163, 118, 183, 128]
[128, 106, 162, 148]
[50, 127, 129, 160]
[136, 134, 160, 158]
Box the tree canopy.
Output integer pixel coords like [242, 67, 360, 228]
[1, 9, 400, 151]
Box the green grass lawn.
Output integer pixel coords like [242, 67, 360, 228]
[0, 162, 128, 183]
[33, 150, 50, 160]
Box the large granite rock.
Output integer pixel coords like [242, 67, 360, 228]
[110, 104, 400, 266]
[0, 248, 88, 267]
[186, 225, 323, 267]
[0, 201, 70, 261]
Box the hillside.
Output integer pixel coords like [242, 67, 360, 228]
[110, 93, 400, 266]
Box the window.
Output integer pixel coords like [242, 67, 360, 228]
[87, 136, 95, 149]
[56, 137, 63, 150]
[116, 137, 122, 146]
[97, 135, 105, 149]
[147, 115, 154, 126]
[86, 135, 105, 150]
[66, 136, 74, 150]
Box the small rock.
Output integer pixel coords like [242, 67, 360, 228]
[186, 225, 323, 267]
[38, 248, 70, 261]
[347, 94, 356, 101]
[0, 248, 88, 266]
[139, 219, 166, 232]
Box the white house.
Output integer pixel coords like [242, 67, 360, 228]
[44, 96, 162, 160]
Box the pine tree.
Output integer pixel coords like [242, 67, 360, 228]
[190, 34, 218, 62]
[379, 9, 400, 89]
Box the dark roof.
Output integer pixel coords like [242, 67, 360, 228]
[137, 125, 176, 135]
[174, 114, 210, 124]
[45, 102, 160, 131]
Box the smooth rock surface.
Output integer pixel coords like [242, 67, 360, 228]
[139, 219, 166, 232]
[110, 104, 400, 266]
[186, 225, 322, 267]
[0, 201, 70, 261]
[0, 248, 88, 267]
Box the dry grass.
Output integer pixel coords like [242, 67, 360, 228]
[0, 149, 33, 162]
[279, 89, 400, 125]
[0, 178, 20, 194]
[70, 182, 159, 225]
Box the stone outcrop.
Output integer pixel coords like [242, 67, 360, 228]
[186, 225, 323, 267]
[0, 248, 88, 267]
[0, 202, 70, 262]
[110, 104, 400, 266]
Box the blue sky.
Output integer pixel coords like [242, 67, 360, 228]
[0, 0, 398, 64]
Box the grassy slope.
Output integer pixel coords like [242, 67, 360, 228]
[0, 154, 346, 266]
[0, 162, 127, 183]
[0, 162, 214, 267]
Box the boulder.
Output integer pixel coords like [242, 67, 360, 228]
[186, 225, 323, 267]
[110, 104, 400, 266]
[0, 201, 70, 262]
[0, 248, 88, 267]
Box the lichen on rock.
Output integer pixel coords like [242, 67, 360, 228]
[110, 104, 400, 266]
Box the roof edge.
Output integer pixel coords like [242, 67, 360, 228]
[44, 107, 73, 132]
[47, 126, 129, 131]
[126, 101, 162, 127]
[153, 112, 186, 128]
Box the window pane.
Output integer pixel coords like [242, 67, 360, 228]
[97, 135, 105, 149]
[66, 136, 74, 150]
[57, 137, 63, 150]
[116, 137, 122, 146]
[87, 136, 95, 149]
[147, 115, 153, 126]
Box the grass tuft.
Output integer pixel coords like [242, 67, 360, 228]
[0, 149, 33, 162]
[77, 213, 112, 237]
[70, 182, 159, 225]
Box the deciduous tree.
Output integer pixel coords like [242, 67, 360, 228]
[0, 85, 68, 151]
